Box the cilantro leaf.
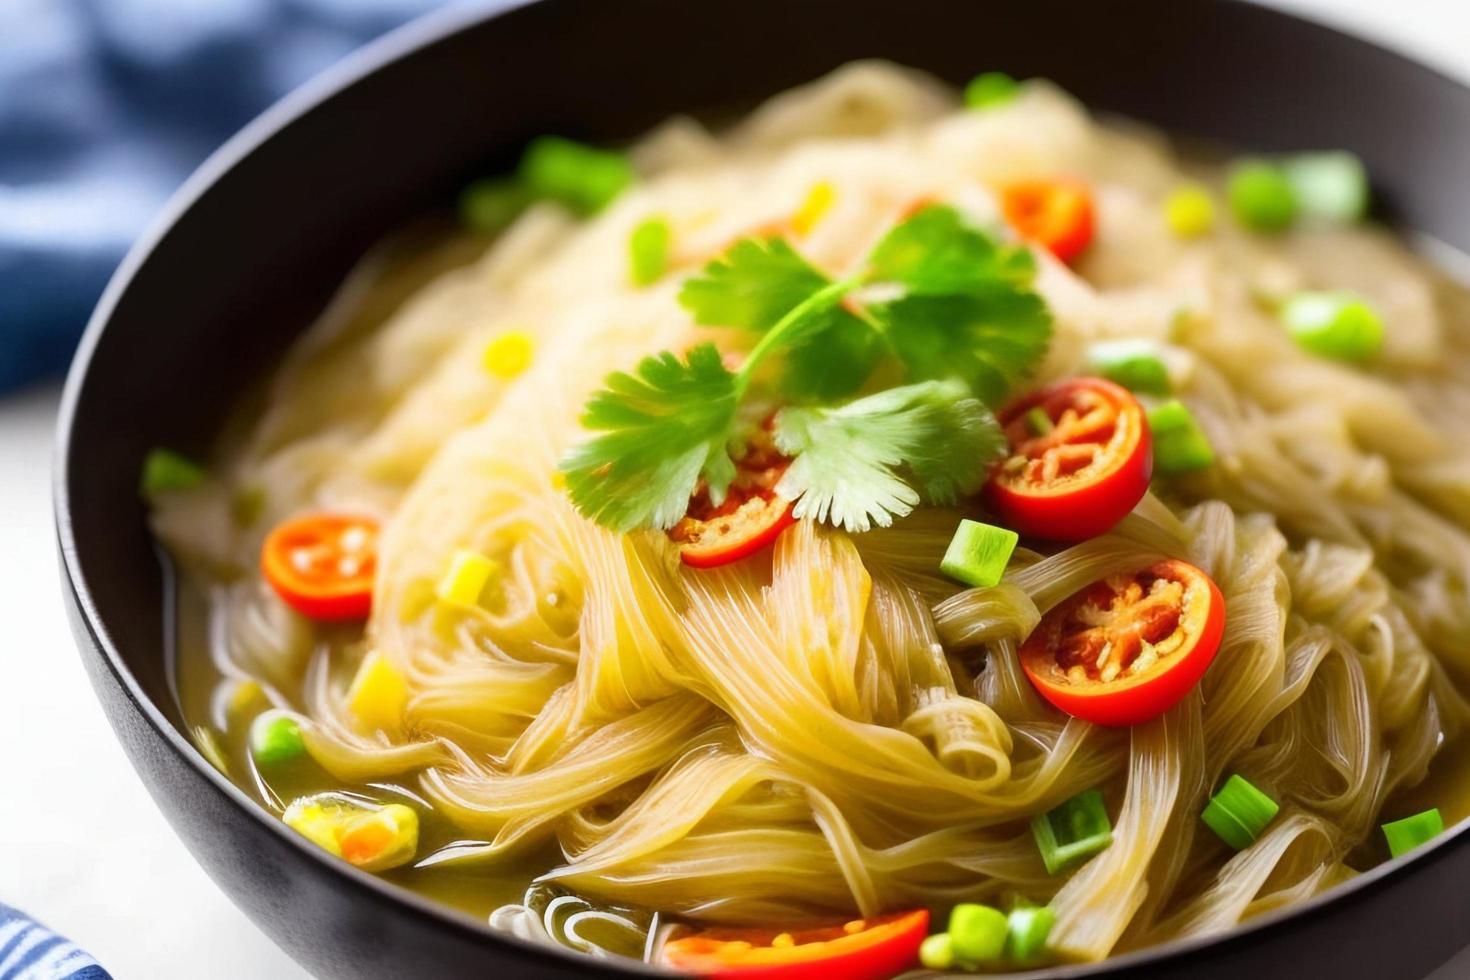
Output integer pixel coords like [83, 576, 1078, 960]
[678, 238, 829, 330]
[559, 343, 738, 532]
[876, 288, 1052, 406]
[773, 380, 1004, 533]
[680, 237, 878, 401]
[867, 205, 1035, 296]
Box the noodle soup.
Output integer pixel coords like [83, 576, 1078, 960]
[147, 63, 1470, 975]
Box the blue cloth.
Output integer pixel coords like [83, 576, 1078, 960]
[0, 904, 111, 980]
[0, 0, 449, 393]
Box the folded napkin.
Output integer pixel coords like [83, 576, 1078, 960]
[0, 0, 447, 394]
[0, 905, 110, 980]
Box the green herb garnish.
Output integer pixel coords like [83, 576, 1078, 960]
[560, 204, 1053, 534]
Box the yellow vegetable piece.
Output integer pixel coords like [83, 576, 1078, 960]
[282, 799, 344, 856]
[226, 679, 264, 715]
[791, 181, 836, 237]
[347, 650, 408, 732]
[283, 795, 419, 872]
[435, 548, 499, 607]
[1165, 184, 1215, 239]
[482, 330, 535, 379]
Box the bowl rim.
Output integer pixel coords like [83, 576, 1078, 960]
[51, 0, 1470, 976]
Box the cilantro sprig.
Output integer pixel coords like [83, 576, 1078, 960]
[559, 204, 1052, 534]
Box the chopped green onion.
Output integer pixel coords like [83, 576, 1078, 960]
[435, 549, 499, 608]
[1280, 291, 1383, 362]
[520, 136, 633, 216]
[1147, 400, 1215, 474]
[249, 710, 306, 766]
[965, 72, 1021, 109]
[1201, 774, 1279, 849]
[1283, 151, 1368, 223]
[1087, 339, 1171, 395]
[1382, 808, 1443, 858]
[629, 216, 671, 287]
[140, 448, 204, 496]
[1227, 160, 1297, 233]
[459, 178, 531, 233]
[949, 904, 1008, 963]
[940, 520, 1019, 590]
[1032, 788, 1113, 875]
[919, 932, 956, 970]
[1164, 184, 1215, 239]
[1005, 905, 1055, 964]
[1023, 406, 1054, 436]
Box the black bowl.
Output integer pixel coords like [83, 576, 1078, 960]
[55, 1, 1470, 977]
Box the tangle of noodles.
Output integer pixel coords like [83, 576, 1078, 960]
[155, 62, 1470, 966]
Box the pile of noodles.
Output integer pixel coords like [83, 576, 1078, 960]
[156, 62, 1470, 964]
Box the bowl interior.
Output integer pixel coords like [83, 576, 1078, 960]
[57, 1, 1470, 977]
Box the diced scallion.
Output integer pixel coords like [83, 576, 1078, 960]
[140, 448, 204, 496]
[249, 710, 306, 766]
[1382, 808, 1443, 858]
[948, 903, 1008, 963]
[1283, 151, 1368, 223]
[1147, 399, 1214, 474]
[1201, 774, 1279, 849]
[1227, 160, 1297, 232]
[520, 136, 633, 215]
[1087, 339, 1171, 395]
[918, 932, 956, 970]
[629, 216, 671, 286]
[435, 549, 499, 607]
[1032, 788, 1113, 875]
[940, 520, 1018, 590]
[965, 71, 1021, 109]
[1005, 904, 1055, 964]
[1280, 291, 1383, 362]
[1164, 184, 1215, 239]
[459, 178, 531, 233]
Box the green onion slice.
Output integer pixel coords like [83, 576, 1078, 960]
[459, 178, 531, 233]
[1227, 160, 1297, 233]
[1087, 339, 1172, 395]
[1283, 151, 1368, 223]
[948, 903, 1008, 963]
[1032, 788, 1113, 875]
[1201, 774, 1279, 850]
[249, 710, 306, 766]
[1147, 399, 1215, 474]
[140, 448, 204, 496]
[1005, 904, 1055, 964]
[918, 932, 956, 970]
[964, 72, 1021, 109]
[940, 520, 1018, 590]
[1382, 808, 1444, 859]
[520, 136, 633, 216]
[629, 216, 672, 287]
[1280, 291, 1383, 362]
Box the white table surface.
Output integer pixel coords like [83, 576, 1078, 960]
[2, 2, 1468, 977]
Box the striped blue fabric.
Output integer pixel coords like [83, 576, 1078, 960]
[0, 906, 111, 980]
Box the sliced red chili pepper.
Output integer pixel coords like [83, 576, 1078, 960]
[1000, 177, 1095, 263]
[261, 512, 378, 621]
[986, 377, 1152, 541]
[662, 909, 929, 979]
[1020, 558, 1225, 726]
[669, 425, 796, 568]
